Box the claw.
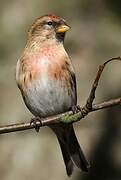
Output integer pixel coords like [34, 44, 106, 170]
[30, 117, 42, 132]
[71, 105, 81, 114]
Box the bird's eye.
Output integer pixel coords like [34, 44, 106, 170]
[47, 21, 53, 26]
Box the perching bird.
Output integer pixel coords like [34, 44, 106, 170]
[16, 14, 90, 176]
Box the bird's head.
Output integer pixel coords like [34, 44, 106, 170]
[28, 14, 70, 43]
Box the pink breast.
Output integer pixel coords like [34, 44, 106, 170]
[20, 45, 68, 89]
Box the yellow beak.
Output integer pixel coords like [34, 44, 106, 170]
[56, 24, 70, 33]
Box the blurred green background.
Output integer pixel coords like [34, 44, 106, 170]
[0, 0, 121, 180]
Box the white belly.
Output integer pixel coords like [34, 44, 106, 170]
[23, 75, 76, 117]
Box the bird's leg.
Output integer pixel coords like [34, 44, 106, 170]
[30, 117, 42, 132]
[71, 105, 81, 114]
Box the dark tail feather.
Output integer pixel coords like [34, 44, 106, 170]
[67, 125, 90, 172]
[57, 137, 74, 176]
[50, 124, 90, 176]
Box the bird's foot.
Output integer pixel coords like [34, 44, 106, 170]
[71, 105, 81, 114]
[30, 117, 42, 132]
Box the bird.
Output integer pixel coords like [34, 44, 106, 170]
[16, 14, 90, 176]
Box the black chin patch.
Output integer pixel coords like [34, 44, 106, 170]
[56, 33, 65, 42]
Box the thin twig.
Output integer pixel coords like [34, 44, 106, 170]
[81, 56, 121, 116]
[0, 57, 121, 134]
[92, 97, 121, 111]
[85, 57, 121, 113]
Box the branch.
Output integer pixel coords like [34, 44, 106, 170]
[0, 97, 121, 134]
[0, 57, 121, 134]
